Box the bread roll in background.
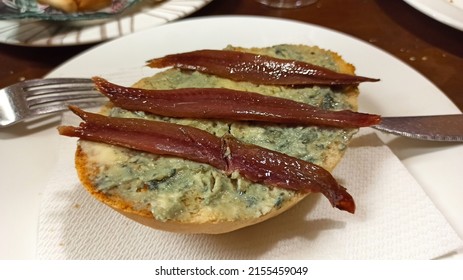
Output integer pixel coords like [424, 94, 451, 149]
[38, 0, 112, 12]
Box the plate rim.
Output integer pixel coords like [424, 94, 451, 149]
[403, 0, 463, 31]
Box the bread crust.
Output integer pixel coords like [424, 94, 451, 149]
[38, 0, 112, 12]
[74, 45, 359, 234]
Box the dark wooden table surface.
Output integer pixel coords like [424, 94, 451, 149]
[1, 0, 462, 110]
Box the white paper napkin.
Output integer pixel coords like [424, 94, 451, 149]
[36, 122, 462, 259]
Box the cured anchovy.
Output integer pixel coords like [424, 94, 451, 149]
[58, 106, 226, 170]
[146, 49, 379, 86]
[58, 107, 355, 213]
[224, 135, 355, 213]
[93, 77, 381, 128]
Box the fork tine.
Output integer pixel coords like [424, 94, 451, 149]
[25, 78, 94, 85]
[22, 77, 106, 111]
[21, 78, 93, 88]
[26, 85, 98, 98]
[1, 78, 108, 127]
[23, 78, 103, 109]
[27, 91, 103, 107]
[23, 77, 106, 113]
[29, 98, 107, 116]
[22, 78, 96, 98]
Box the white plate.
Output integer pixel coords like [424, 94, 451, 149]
[0, 0, 213, 46]
[403, 0, 463, 31]
[1, 16, 462, 259]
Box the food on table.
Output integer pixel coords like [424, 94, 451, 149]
[59, 44, 378, 234]
[147, 49, 379, 86]
[38, 0, 112, 12]
[59, 106, 356, 214]
[92, 76, 380, 128]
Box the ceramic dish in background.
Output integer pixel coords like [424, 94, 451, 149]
[0, 16, 462, 259]
[0, 0, 139, 21]
[403, 0, 463, 31]
[0, 0, 213, 46]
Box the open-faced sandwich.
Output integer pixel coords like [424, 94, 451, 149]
[58, 44, 381, 234]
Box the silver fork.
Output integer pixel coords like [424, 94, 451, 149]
[0, 78, 106, 127]
[1, 78, 463, 142]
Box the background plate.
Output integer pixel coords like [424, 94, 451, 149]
[0, 0, 138, 21]
[0, 0, 213, 46]
[403, 0, 463, 31]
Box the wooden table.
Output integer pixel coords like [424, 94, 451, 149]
[1, 0, 462, 110]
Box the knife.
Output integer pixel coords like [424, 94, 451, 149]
[373, 114, 463, 142]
